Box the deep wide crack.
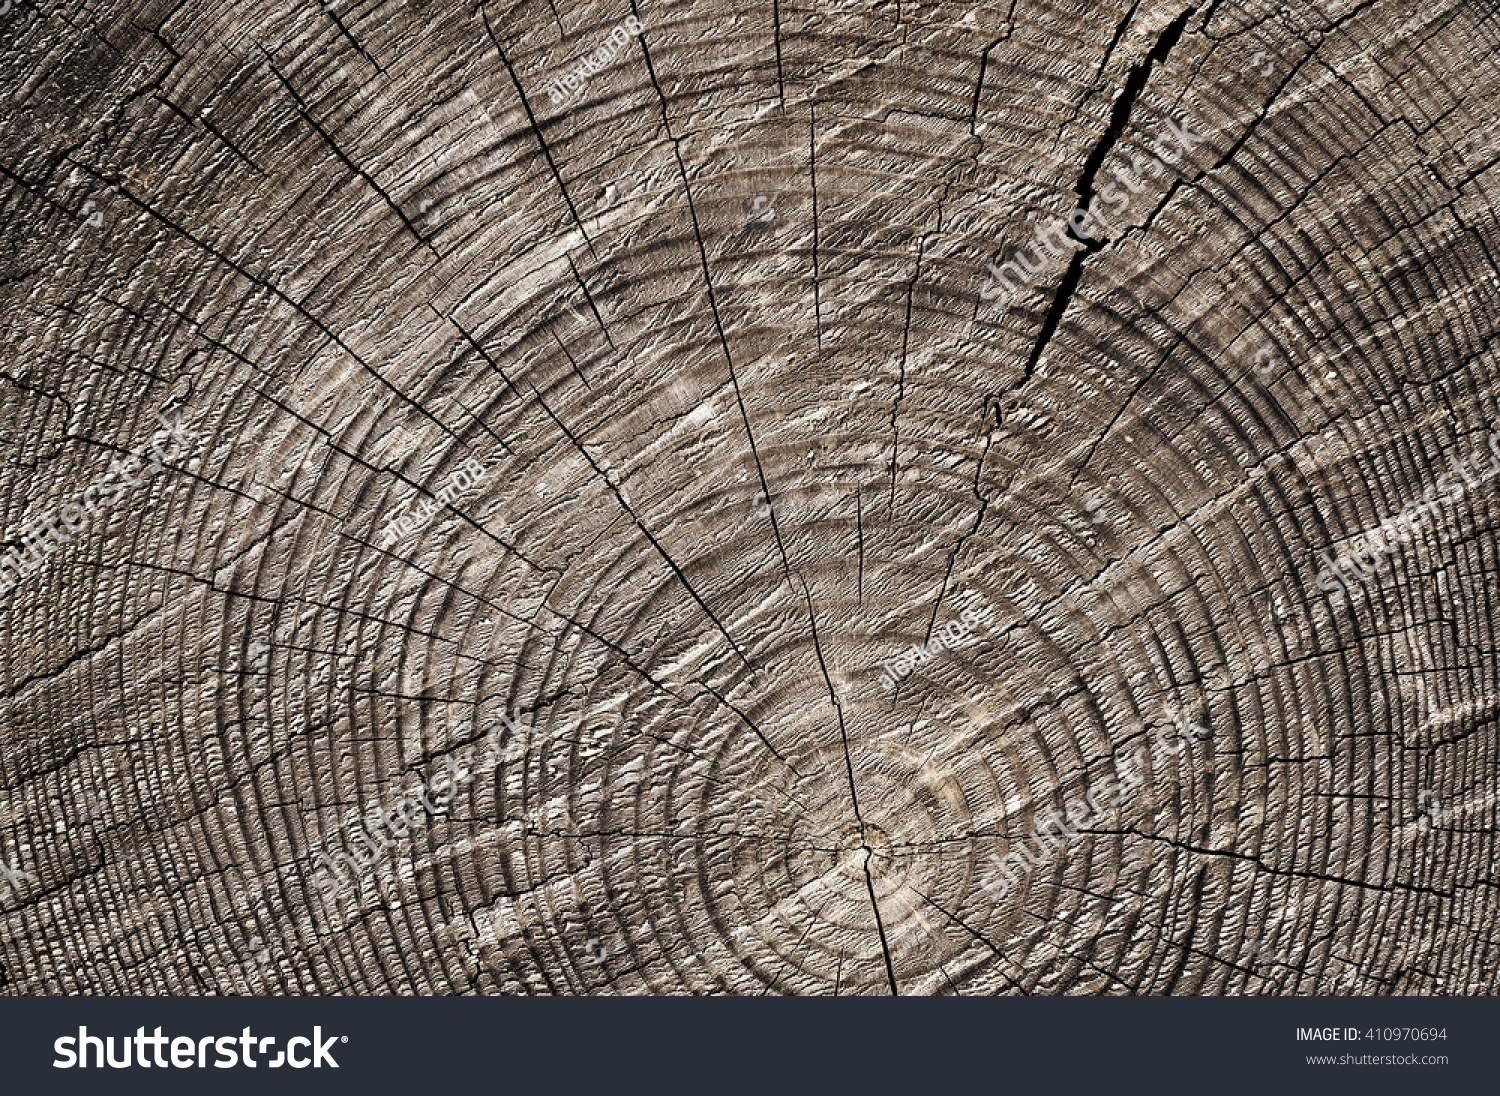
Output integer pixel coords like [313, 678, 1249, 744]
[991, 4, 1200, 426]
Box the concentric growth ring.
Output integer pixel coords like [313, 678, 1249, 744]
[0, 0, 1497, 997]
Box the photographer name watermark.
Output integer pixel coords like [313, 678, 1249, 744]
[546, 15, 644, 105]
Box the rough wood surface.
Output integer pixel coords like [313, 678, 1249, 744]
[2, 0, 1498, 995]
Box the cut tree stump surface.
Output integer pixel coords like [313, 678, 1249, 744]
[0, 0, 1497, 994]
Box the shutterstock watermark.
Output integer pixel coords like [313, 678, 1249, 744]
[980, 709, 1210, 899]
[54, 1027, 343, 1069]
[309, 706, 561, 905]
[978, 117, 1206, 307]
[0, 409, 200, 599]
[1315, 420, 1500, 606]
[0, 851, 37, 904]
[1417, 789, 1452, 827]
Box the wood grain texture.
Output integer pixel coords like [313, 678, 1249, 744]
[1, 0, 1498, 995]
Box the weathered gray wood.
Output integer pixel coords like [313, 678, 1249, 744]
[1, 0, 1498, 994]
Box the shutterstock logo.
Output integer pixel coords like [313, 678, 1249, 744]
[54, 1026, 343, 1069]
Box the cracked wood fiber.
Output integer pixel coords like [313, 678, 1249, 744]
[1, 0, 1498, 996]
